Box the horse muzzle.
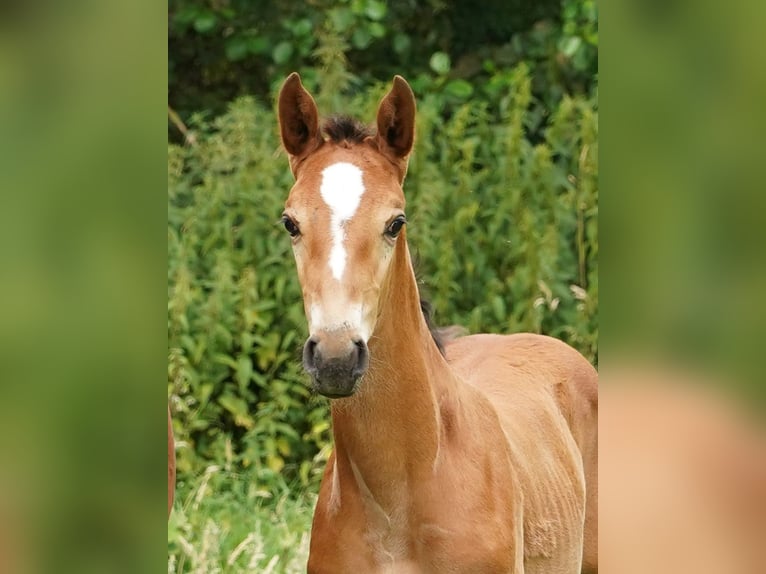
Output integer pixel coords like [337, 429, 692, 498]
[302, 333, 369, 398]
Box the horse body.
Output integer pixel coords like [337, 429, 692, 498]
[277, 73, 598, 573]
[447, 334, 598, 573]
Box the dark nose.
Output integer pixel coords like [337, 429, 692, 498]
[303, 335, 369, 398]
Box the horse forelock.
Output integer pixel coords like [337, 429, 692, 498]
[322, 116, 374, 144]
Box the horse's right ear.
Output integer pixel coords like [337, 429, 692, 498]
[374, 75, 416, 177]
[278, 73, 322, 172]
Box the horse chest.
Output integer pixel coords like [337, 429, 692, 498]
[369, 527, 513, 574]
[363, 516, 515, 573]
[378, 559, 424, 574]
[361, 501, 411, 565]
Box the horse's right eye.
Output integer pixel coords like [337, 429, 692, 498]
[282, 216, 300, 237]
[385, 215, 407, 239]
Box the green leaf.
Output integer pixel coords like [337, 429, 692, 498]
[212, 353, 238, 369]
[492, 295, 506, 322]
[173, 6, 198, 26]
[272, 41, 294, 65]
[393, 33, 410, 54]
[247, 37, 269, 55]
[573, 48, 590, 72]
[369, 22, 386, 39]
[329, 8, 354, 32]
[365, 0, 387, 21]
[445, 79, 474, 99]
[219, 394, 254, 429]
[225, 37, 248, 62]
[292, 18, 312, 36]
[193, 13, 217, 34]
[352, 28, 372, 49]
[559, 36, 583, 58]
[236, 355, 252, 392]
[266, 454, 284, 472]
[429, 51, 451, 75]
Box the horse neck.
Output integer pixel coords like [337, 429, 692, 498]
[330, 233, 457, 509]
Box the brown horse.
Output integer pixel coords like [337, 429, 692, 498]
[277, 73, 598, 574]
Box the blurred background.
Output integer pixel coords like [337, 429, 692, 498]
[167, 1, 597, 571]
[1, 0, 763, 573]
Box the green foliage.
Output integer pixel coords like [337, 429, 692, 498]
[168, 100, 332, 489]
[168, 1, 597, 120]
[406, 64, 598, 361]
[168, 64, 598, 493]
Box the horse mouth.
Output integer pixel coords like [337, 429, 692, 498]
[303, 335, 369, 398]
[312, 375, 361, 399]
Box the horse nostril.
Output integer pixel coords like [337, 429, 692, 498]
[352, 338, 369, 377]
[303, 337, 319, 372]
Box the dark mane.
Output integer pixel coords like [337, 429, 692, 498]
[420, 298, 446, 356]
[322, 115, 373, 144]
[412, 251, 466, 356]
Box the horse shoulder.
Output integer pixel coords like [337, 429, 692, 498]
[310, 451, 380, 572]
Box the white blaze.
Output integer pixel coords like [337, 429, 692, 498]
[319, 162, 366, 280]
[310, 302, 369, 341]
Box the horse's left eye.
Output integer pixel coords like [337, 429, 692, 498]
[282, 216, 301, 237]
[385, 216, 406, 238]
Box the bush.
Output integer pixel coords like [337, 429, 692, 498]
[168, 0, 597, 121]
[168, 64, 597, 489]
[168, 100, 328, 488]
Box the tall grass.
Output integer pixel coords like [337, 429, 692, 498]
[168, 469, 313, 573]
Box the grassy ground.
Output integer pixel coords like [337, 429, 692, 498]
[168, 465, 316, 573]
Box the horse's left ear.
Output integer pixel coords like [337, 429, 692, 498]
[375, 76, 416, 173]
[278, 72, 323, 174]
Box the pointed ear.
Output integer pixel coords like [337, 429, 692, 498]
[278, 73, 323, 169]
[375, 76, 416, 167]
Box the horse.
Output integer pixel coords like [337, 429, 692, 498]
[277, 73, 598, 574]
